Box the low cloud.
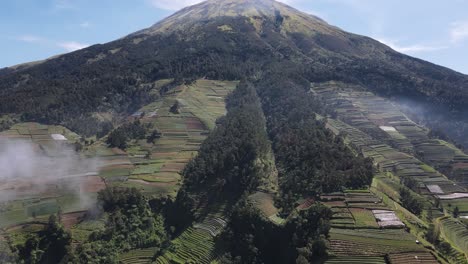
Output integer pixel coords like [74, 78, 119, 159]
[148, 0, 203, 10]
[15, 35, 89, 52]
[450, 20, 468, 43]
[58, 41, 90, 52]
[16, 35, 44, 43]
[0, 139, 101, 204]
[376, 38, 447, 54]
[80, 21, 92, 28]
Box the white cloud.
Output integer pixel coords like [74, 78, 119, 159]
[450, 20, 468, 43]
[15, 35, 89, 52]
[148, 0, 203, 10]
[54, 0, 75, 10]
[16, 35, 44, 43]
[148, 0, 302, 11]
[80, 22, 92, 28]
[376, 38, 447, 54]
[57, 41, 90, 52]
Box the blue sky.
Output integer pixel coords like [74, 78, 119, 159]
[1, 0, 468, 74]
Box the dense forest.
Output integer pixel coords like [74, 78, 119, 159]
[257, 72, 374, 210]
[168, 78, 372, 263]
[13, 188, 167, 264]
[219, 199, 332, 264]
[170, 81, 273, 229]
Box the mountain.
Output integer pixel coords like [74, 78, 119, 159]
[1, 0, 467, 144]
[2, 0, 468, 263]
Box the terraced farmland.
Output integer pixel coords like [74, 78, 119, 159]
[438, 216, 468, 255]
[325, 256, 386, 264]
[325, 117, 463, 213]
[387, 252, 439, 264]
[155, 227, 216, 264]
[311, 82, 468, 261]
[324, 190, 403, 229]
[312, 81, 468, 187]
[119, 247, 157, 264]
[0, 80, 238, 264]
[329, 228, 424, 256]
[0, 123, 103, 228]
[99, 79, 237, 197]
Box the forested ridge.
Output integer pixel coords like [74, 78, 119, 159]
[257, 71, 374, 210]
[167, 76, 373, 263]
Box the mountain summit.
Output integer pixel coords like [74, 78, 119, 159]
[0, 0, 467, 145]
[139, 0, 332, 35]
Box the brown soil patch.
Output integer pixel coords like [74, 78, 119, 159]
[61, 211, 86, 229]
[80, 176, 106, 193]
[128, 179, 174, 187]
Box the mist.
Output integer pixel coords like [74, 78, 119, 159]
[0, 139, 102, 206]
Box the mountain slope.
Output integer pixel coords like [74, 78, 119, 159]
[1, 0, 468, 145]
[3, 0, 468, 263]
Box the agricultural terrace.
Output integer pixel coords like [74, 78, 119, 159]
[312, 81, 468, 187]
[93, 79, 237, 198]
[320, 189, 437, 261]
[153, 199, 232, 263]
[324, 117, 465, 216]
[0, 80, 237, 254]
[310, 83, 468, 261]
[0, 123, 102, 229]
[322, 190, 404, 229]
[119, 247, 158, 264]
[438, 216, 468, 256]
[328, 228, 424, 256]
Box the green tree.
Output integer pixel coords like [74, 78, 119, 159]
[17, 214, 71, 264]
[425, 224, 439, 244]
[453, 206, 460, 218]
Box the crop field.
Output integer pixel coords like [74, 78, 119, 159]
[329, 228, 424, 256]
[325, 116, 463, 216]
[154, 227, 216, 264]
[5, 223, 45, 246]
[325, 256, 386, 264]
[155, 202, 231, 264]
[440, 198, 468, 214]
[312, 81, 468, 188]
[119, 247, 157, 264]
[0, 122, 106, 230]
[349, 208, 379, 228]
[98, 79, 237, 198]
[71, 218, 107, 242]
[310, 84, 454, 261]
[0, 80, 236, 233]
[387, 252, 439, 264]
[324, 190, 405, 230]
[438, 216, 468, 255]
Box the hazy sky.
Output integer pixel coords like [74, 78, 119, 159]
[1, 0, 468, 74]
